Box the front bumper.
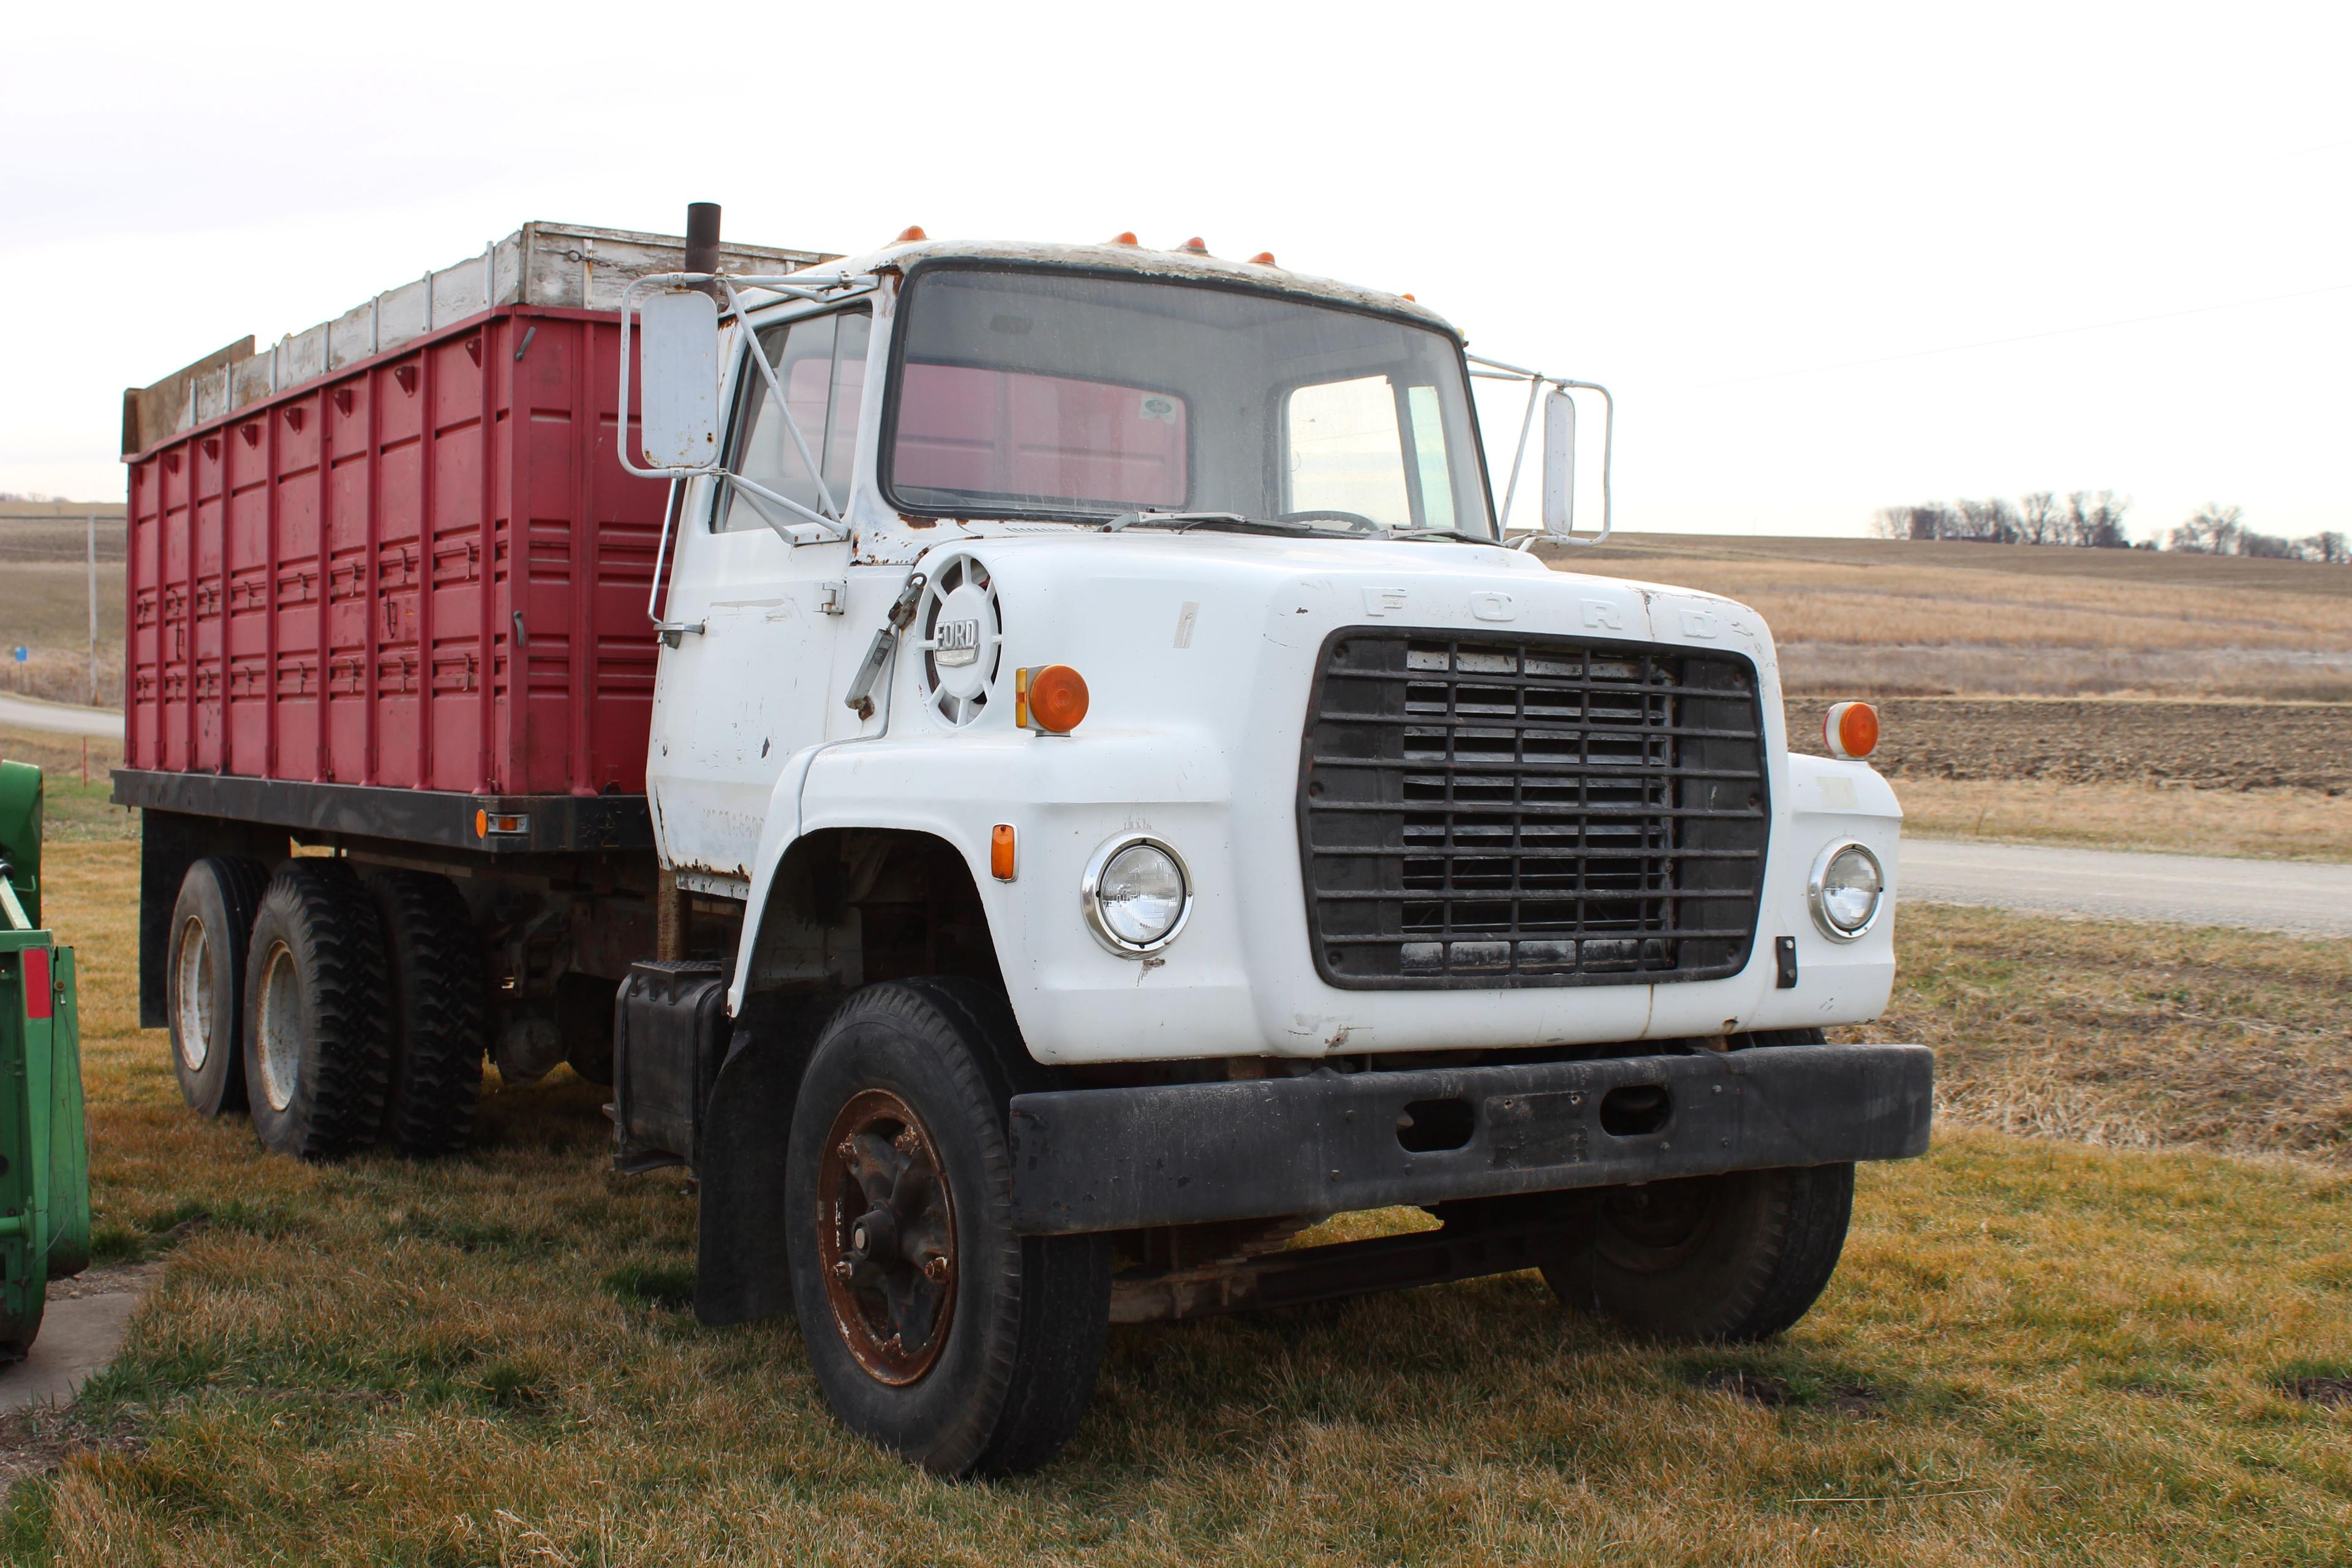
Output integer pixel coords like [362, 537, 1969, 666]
[1008, 1041, 1932, 1234]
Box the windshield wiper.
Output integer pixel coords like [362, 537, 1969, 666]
[1385, 529, 1506, 546]
[1104, 510, 1320, 537]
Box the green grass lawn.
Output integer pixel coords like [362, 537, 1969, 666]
[7, 844, 2349, 1566]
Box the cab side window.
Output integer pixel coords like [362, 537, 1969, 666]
[714, 307, 872, 532]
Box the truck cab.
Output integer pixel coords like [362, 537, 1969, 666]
[622, 231, 1927, 1471]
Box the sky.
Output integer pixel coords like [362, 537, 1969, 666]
[4, 1, 2346, 543]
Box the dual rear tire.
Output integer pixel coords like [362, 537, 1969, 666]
[167, 857, 487, 1159]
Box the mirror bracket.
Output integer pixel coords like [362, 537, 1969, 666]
[1469, 354, 1615, 549]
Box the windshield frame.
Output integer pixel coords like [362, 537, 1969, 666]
[876, 258, 1500, 540]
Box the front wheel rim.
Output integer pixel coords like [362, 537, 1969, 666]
[254, 940, 302, 1114]
[173, 916, 213, 1071]
[816, 1088, 958, 1387]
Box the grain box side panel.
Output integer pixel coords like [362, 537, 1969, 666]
[323, 368, 375, 785]
[372, 345, 428, 789]
[126, 458, 164, 771]
[269, 390, 325, 777]
[583, 318, 660, 796]
[189, 431, 228, 773]
[423, 325, 495, 793]
[225, 412, 272, 775]
[505, 316, 585, 795]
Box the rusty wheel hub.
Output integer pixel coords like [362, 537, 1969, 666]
[816, 1088, 957, 1385]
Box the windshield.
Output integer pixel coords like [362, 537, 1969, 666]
[883, 266, 1494, 538]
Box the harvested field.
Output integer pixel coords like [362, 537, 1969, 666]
[0, 518, 125, 709]
[8, 845, 2352, 1565]
[1545, 532, 2352, 700]
[1891, 777, 2352, 863]
[1782, 696, 2352, 792]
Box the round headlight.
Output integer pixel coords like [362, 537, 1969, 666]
[1808, 842, 1885, 940]
[1083, 835, 1193, 954]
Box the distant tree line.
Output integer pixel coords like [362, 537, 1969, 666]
[1869, 491, 2136, 548]
[1870, 492, 2348, 564]
[2166, 503, 2348, 564]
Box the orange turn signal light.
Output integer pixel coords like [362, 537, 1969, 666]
[1824, 701, 1880, 760]
[1017, 665, 1090, 734]
[991, 824, 1017, 881]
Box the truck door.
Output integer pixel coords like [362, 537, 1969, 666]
[646, 307, 870, 886]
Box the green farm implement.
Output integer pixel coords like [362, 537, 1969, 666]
[0, 760, 90, 1356]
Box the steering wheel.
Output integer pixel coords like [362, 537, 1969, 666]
[1278, 509, 1382, 533]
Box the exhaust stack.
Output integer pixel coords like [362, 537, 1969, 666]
[684, 202, 721, 285]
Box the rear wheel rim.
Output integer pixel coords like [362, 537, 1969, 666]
[174, 916, 213, 1071]
[254, 940, 302, 1114]
[816, 1088, 957, 1387]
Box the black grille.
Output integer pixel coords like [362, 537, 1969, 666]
[1297, 628, 1768, 990]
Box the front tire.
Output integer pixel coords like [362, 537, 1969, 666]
[1542, 1163, 1856, 1343]
[785, 978, 1110, 1477]
[242, 861, 393, 1160]
[165, 856, 269, 1116]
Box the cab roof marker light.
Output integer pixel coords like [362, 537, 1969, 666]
[1106, 232, 1140, 247]
[894, 225, 928, 243]
[1176, 237, 1210, 255]
[1248, 251, 1279, 267]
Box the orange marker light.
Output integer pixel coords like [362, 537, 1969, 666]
[1106, 231, 1140, 246]
[1824, 701, 1880, 760]
[894, 225, 928, 243]
[1019, 665, 1090, 734]
[1249, 251, 1278, 267]
[991, 824, 1017, 881]
[1177, 236, 1210, 255]
[476, 807, 489, 839]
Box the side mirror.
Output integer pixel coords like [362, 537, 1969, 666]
[1540, 388, 1575, 535]
[635, 287, 721, 471]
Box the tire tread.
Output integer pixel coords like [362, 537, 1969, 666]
[246, 861, 391, 1159]
[366, 870, 488, 1156]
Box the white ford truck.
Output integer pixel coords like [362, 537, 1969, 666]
[123, 207, 1926, 1477]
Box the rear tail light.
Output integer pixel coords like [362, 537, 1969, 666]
[1824, 701, 1880, 760]
[20, 948, 51, 1021]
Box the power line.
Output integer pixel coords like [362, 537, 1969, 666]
[1690, 281, 2352, 390]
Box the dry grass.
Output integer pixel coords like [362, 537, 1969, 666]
[1896, 777, 2352, 864]
[1850, 905, 2352, 1166]
[4, 845, 2351, 1564]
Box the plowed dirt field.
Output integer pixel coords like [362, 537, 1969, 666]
[1782, 696, 2352, 791]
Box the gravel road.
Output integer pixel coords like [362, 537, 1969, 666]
[0, 695, 121, 739]
[1902, 839, 2352, 938]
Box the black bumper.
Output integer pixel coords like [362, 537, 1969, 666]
[1007, 1042, 1932, 1235]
